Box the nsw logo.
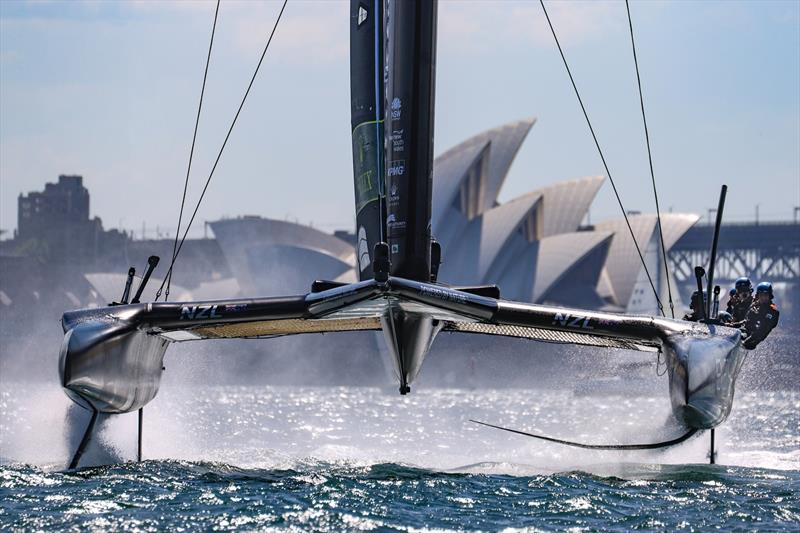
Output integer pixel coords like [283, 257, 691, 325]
[390, 97, 402, 119]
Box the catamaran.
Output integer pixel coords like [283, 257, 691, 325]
[58, 0, 746, 469]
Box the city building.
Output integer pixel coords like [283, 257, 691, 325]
[12, 174, 127, 261]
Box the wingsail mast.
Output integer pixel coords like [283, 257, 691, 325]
[350, 0, 438, 282]
[350, 0, 385, 279]
[384, 0, 437, 281]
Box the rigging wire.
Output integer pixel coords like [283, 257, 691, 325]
[161, 0, 220, 302]
[538, 0, 664, 316]
[155, 0, 289, 300]
[625, 0, 675, 319]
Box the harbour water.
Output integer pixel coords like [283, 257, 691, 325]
[1, 332, 798, 530]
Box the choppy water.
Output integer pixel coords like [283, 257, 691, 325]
[3, 459, 798, 531]
[2, 378, 798, 530]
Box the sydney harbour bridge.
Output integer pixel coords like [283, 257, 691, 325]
[669, 221, 800, 318]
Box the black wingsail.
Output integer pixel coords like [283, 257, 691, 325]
[350, 0, 386, 279]
[384, 0, 438, 282]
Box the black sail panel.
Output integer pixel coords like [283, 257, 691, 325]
[385, 0, 438, 281]
[350, 0, 386, 280]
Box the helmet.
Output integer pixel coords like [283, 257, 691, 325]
[735, 277, 752, 293]
[755, 281, 773, 299]
[729, 288, 737, 296]
[717, 311, 733, 323]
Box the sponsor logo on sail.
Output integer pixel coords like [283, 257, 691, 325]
[388, 160, 405, 176]
[390, 97, 402, 119]
[391, 130, 405, 152]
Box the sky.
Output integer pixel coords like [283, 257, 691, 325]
[1, 0, 798, 239]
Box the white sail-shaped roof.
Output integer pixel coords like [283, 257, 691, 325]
[211, 217, 354, 295]
[532, 231, 614, 303]
[432, 118, 536, 228]
[659, 213, 701, 250]
[594, 215, 657, 307]
[476, 191, 543, 280]
[492, 230, 613, 305]
[436, 190, 542, 286]
[538, 176, 605, 237]
[595, 213, 698, 309]
[432, 140, 490, 230]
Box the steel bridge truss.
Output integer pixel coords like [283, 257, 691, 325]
[669, 248, 799, 285]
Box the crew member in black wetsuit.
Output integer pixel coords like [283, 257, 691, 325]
[683, 290, 706, 322]
[739, 282, 780, 350]
[725, 288, 737, 315]
[729, 277, 754, 322]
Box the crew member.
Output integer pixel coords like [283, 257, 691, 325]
[683, 290, 706, 322]
[725, 288, 738, 315]
[730, 277, 754, 322]
[740, 282, 780, 350]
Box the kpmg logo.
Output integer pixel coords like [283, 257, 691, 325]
[388, 160, 405, 176]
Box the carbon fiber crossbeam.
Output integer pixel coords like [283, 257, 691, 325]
[59, 276, 744, 429]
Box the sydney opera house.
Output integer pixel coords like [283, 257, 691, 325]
[0, 118, 701, 385]
[7, 118, 695, 320]
[208, 118, 697, 315]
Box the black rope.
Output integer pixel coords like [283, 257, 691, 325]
[471, 419, 698, 450]
[160, 0, 220, 302]
[156, 0, 289, 300]
[625, 0, 675, 319]
[539, 0, 664, 317]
